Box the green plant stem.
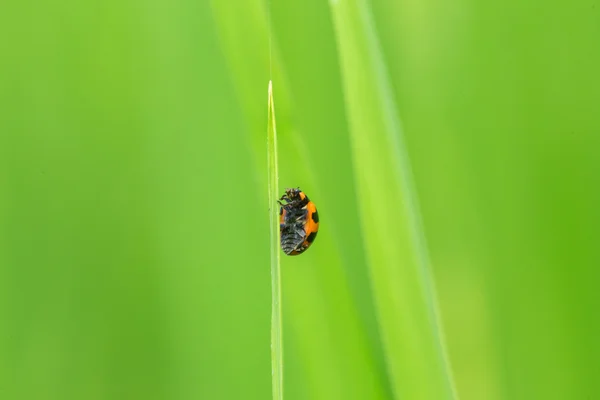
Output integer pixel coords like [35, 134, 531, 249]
[329, 1, 457, 399]
[267, 80, 283, 400]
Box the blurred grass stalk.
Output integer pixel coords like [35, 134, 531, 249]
[267, 81, 283, 400]
[329, 0, 457, 399]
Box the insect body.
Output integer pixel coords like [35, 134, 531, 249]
[278, 188, 319, 256]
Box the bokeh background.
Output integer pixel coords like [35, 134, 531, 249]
[1, 0, 599, 399]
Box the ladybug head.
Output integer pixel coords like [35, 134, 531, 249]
[279, 187, 306, 206]
[285, 187, 302, 200]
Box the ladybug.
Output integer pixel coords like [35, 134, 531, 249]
[278, 188, 319, 256]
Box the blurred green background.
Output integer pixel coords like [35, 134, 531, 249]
[1, 0, 599, 399]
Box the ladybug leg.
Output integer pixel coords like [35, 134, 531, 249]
[294, 209, 308, 221]
[294, 225, 306, 238]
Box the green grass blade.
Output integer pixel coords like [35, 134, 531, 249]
[329, 1, 457, 399]
[211, 4, 390, 398]
[267, 80, 283, 400]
